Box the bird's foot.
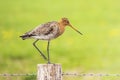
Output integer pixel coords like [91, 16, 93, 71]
[47, 61, 51, 64]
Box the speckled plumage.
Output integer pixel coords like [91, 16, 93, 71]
[20, 21, 62, 40]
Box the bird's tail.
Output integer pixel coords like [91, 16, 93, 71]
[19, 34, 32, 40]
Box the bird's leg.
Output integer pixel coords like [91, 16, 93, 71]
[47, 40, 50, 64]
[33, 39, 47, 60]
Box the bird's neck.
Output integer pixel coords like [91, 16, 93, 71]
[58, 22, 66, 35]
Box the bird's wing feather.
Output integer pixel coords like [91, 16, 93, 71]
[26, 21, 59, 36]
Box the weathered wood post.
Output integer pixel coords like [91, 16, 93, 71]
[37, 64, 62, 80]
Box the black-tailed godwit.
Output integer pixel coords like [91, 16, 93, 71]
[20, 18, 82, 63]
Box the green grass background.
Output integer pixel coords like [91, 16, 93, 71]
[0, 0, 120, 75]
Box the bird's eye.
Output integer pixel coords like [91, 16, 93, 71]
[66, 21, 69, 23]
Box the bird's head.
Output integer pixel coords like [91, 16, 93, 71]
[60, 17, 83, 35]
[61, 18, 70, 26]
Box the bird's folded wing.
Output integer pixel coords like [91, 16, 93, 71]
[26, 21, 59, 36]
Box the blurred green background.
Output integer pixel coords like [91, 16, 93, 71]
[0, 0, 120, 74]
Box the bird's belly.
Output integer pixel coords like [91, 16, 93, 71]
[32, 34, 57, 40]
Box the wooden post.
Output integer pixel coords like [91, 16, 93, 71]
[37, 64, 62, 80]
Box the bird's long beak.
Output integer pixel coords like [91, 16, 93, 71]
[69, 24, 83, 35]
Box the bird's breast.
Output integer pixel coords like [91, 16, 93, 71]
[58, 25, 65, 35]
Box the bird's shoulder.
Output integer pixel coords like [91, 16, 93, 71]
[40, 21, 59, 35]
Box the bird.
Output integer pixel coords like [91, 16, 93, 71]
[20, 18, 82, 64]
